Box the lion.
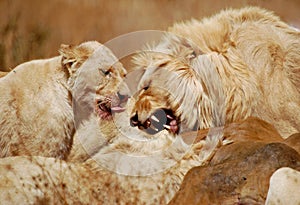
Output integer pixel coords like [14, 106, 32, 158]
[0, 51, 223, 204]
[129, 7, 300, 138]
[0, 41, 105, 159]
[0, 55, 297, 204]
[1, 54, 293, 204]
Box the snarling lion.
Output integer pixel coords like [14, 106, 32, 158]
[130, 7, 300, 138]
[0, 41, 103, 159]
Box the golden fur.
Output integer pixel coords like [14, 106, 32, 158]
[0, 45, 221, 204]
[0, 41, 102, 159]
[0, 105, 223, 204]
[1, 113, 295, 204]
[0, 71, 7, 78]
[169, 122, 300, 204]
[131, 7, 300, 138]
[1, 7, 298, 204]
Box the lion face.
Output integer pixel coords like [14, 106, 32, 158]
[129, 51, 199, 135]
[70, 44, 128, 125]
[94, 61, 128, 121]
[129, 37, 225, 135]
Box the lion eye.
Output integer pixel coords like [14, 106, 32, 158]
[104, 70, 110, 75]
[158, 62, 168, 68]
[101, 69, 111, 77]
[141, 81, 151, 91]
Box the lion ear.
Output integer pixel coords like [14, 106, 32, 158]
[59, 44, 79, 77]
[167, 34, 201, 63]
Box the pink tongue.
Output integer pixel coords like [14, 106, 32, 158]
[111, 106, 126, 113]
[170, 120, 178, 133]
[170, 120, 177, 126]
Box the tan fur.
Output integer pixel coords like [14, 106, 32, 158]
[0, 71, 8, 78]
[0, 41, 102, 159]
[1, 115, 293, 204]
[266, 167, 300, 205]
[65, 62, 223, 203]
[170, 119, 300, 204]
[0, 107, 222, 205]
[131, 7, 300, 138]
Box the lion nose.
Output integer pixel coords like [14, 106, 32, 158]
[117, 92, 129, 103]
[143, 119, 151, 129]
[130, 112, 140, 127]
[130, 113, 151, 129]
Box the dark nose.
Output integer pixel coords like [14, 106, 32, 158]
[130, 112, 139, 127]
[117, 92, 129, 103]
[130, 112, 152, 130]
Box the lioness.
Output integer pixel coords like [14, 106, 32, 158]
[129, 7, 300, 138]
[0, 41, 102, 159]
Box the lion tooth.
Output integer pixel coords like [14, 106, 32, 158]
[166, 115, 173, 119]
[151, 115, 160, 122]
[150, 126, 159, 131]
[163, 125, 171, 129]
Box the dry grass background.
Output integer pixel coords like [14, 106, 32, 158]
[0, 0, 299, 71]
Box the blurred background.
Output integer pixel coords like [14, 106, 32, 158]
[0, 0, 299, 71]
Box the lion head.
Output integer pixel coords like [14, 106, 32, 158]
[129, 35, 225, 135]
[68, 43, 128, 127]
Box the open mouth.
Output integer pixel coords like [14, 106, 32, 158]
[95, 97, 126, 120]
[130, 109, 180, 135]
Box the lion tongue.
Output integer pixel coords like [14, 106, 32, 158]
[111, 106, 126, 113]
[169, 120, 179, 134]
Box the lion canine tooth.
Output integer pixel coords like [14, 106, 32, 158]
[150, 126, 159, 131]
[163, 124, 171, 129]
[151, 115, 160, 122]
[148, 124, 159, 131]
[166, 115, 173, 119]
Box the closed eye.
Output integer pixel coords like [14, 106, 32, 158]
[141, 81, 151, 91]
[103, 70, 111, 75]
[100, 69, 112, 77]
[158, 62, 168, 68]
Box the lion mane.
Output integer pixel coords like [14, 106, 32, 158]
[131, 7, 300, 138]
